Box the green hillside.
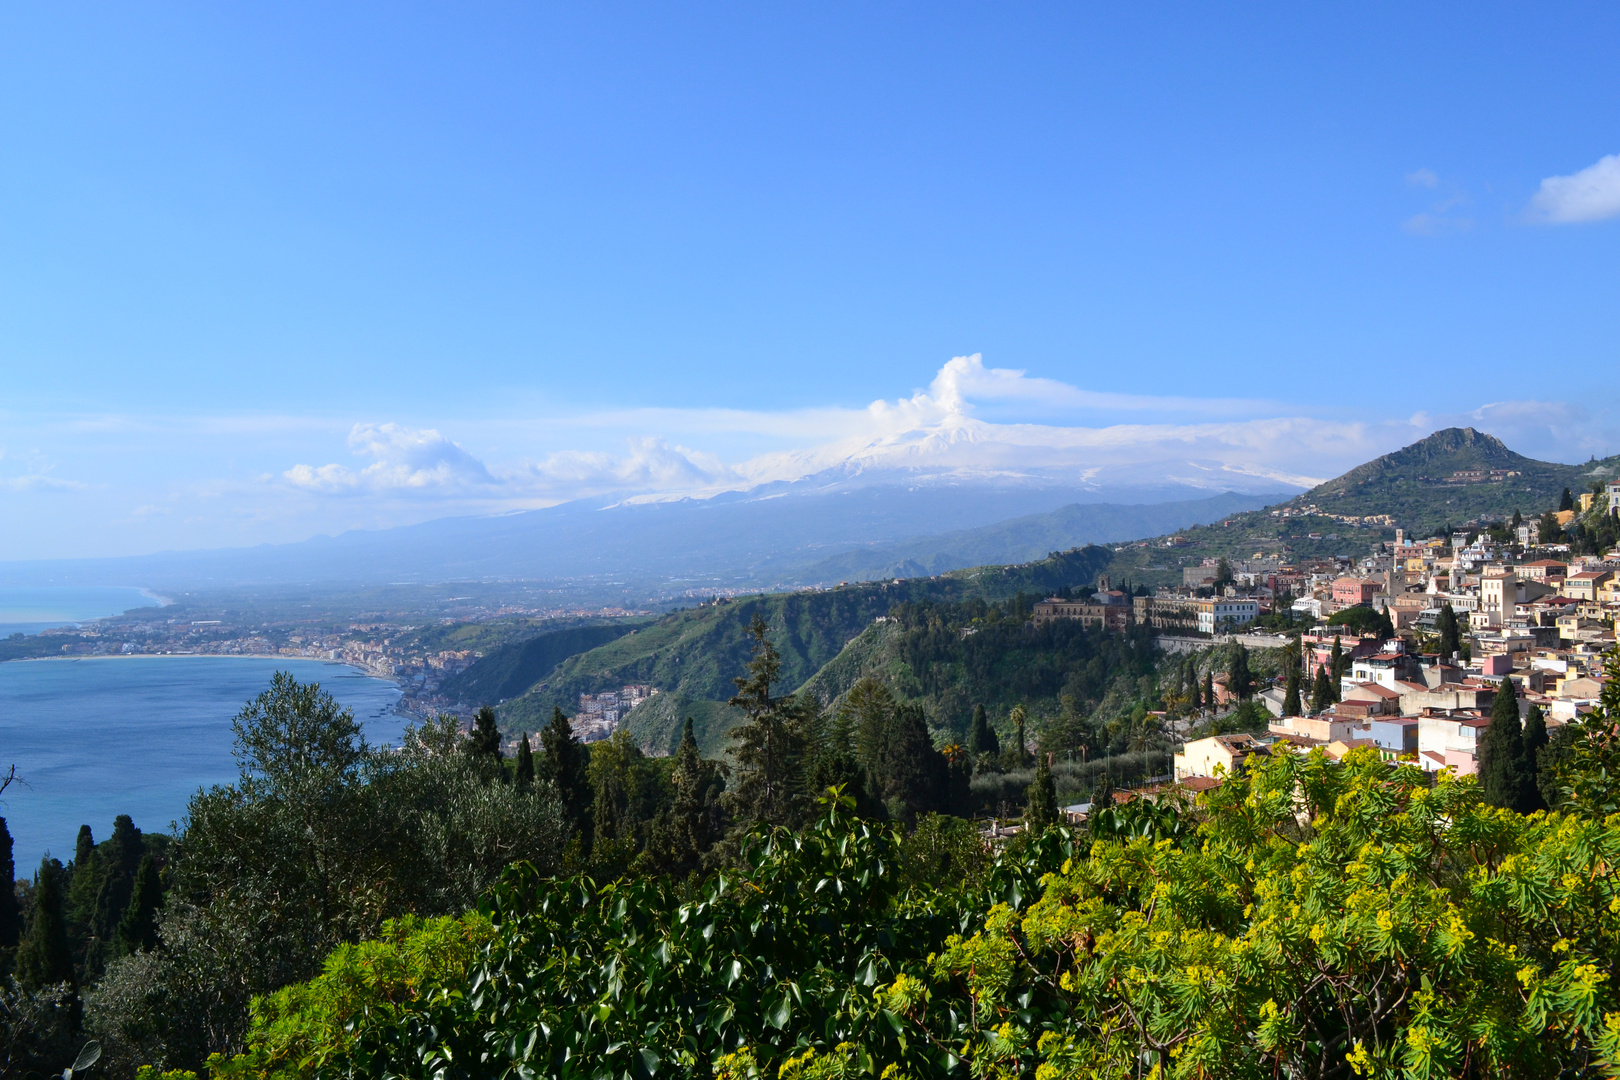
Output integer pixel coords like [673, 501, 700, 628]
[440, 620, 648, 705]
[1287, 427, 1617, 531]
[796, 597, 1161, 738]
[497, 546, 1115, 750]
[1102, 429, 1620, 588]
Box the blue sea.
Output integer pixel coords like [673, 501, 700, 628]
[0, 657, 407, 869]
[0, 585, 165, 637]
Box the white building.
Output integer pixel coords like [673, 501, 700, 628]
[1197, 598, 1259, 635]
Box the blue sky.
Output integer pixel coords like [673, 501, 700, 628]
[2, 3, 1618, 559]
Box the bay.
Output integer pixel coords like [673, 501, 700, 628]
[0, 585, 166, 637]
[0, 656, 406, 868]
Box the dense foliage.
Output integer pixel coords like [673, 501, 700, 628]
[206, 738, 1620, 1079]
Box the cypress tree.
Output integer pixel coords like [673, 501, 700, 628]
[540, 706, 594, 853]
[1187, 664, 1201, 710]
[513, 732, 535, 788]
[1310, 665, 1333, 714]
[116, 853, 163, 955]
[1520, 704, 1549, 813]
[73, 825, 94, 871]
[1329, 636, 1346, 683]
[1376, 607, 1395, 641]
[1203, 670, 1215, 713]
[1437, 603, 1460, 659]
[1479, 677, 1526, 811]
[1559, 487, 1574, 512]
[1282, 666, 1302, 717]
[16, 856, 72, 989]
[654, 718, 715, 874]
[467, 706, 504, 765]
[968, 704, 999, 758]
[0, 817, 20, 949]
[1025, 754, 1058, 832]
[1228, 645, 1254, 701]
[872, 703, 950, 825]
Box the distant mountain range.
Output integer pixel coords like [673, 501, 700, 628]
[786, 491, 1276, 584]
[0, 475, 1292, 598]
[3, 427, 1610, 603]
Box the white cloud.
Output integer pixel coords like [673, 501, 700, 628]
[0, 474, 87, 492]
[1402, 190, 1472, 237]
[284, 423, 495, 494]
[0, 448, 87, 492]
[1406, 168, 1440, 189]
[1527, 152, 1620, 224]
[515, 437, 733, 497]
[283, 356, 1606, 512]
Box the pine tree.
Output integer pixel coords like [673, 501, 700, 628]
[539, 706, 594, 853]
[116, 853, 162, 955]
[513, 732, 535, 788]
[1310, 665, 1333, 714]
[0, 817, 20, 949]
[1228, 645, 1254, 700]
[1025, 754, 1058, 832]
[1437, 603, 1461, 659]
[1520, 704, 1549, 813]
[467, 706, 504, 766]
[16, 857, 72, 989]
[1282, 666, 1302, 717]
[968, 704, 999, 758]
[724, 615, 809, 830]
[808, 704, 880, 818]
[1479, 677, 1526, 811]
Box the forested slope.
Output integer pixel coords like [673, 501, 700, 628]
[797, 597, 1162, 746]
[440, 621, 646, 705]
[499, 546, 1115, 752]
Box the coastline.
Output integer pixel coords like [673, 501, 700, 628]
[0, 652, 425, 718]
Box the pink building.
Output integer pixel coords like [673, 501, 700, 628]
[1331, 577, 1381, 607]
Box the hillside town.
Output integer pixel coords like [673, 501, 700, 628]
[1033, 481, 1620, 791]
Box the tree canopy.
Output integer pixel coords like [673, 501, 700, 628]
[207, 743, 1620, 1080]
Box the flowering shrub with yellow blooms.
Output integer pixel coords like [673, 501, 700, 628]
[206, 655, 1620, 1079]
